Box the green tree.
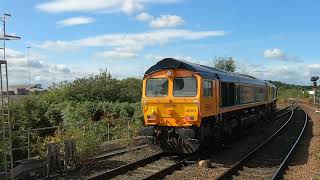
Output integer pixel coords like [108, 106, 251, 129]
[214, 57, 236, 72]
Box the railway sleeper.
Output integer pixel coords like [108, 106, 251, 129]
[242, 166, 277, 174]
[235, 170, 273, 179]
[140, 167, 162, 173]
[247, 157, 283, 167]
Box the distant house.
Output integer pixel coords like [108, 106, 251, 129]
[3, 84, 45, 95]
[2, 91, 15, 95]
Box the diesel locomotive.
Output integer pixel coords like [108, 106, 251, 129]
[141, 58, 277, 154]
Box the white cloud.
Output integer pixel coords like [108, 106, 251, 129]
[96, 46, 141, 60]
[250, 64, 319, 85]
[57, 16, 95, 27]
[121, 0, 143, 14]
[36, 0, 178, 14]
[136, 12, 153, 22]
[136, 13, 185, 28]
[34, 29, 227, 59]
[150, 15, 185, 28]
[97, 50, 137, 60]
[264, 48, 285, 59]
[263, 48, 301, 62]
[0, 48, 74, 86]
[234, 59, 317, 85]
[33, 40, 79, 52]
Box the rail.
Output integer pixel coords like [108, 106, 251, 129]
[86, 152, 165, 180]
[271, 106, 308, 179]
[87, 105, 295, 180]
[216, 105, 307, 180]
[90, 143, 149, 163]
[273, 104, 292, 118]
[142, 156, 194, 180]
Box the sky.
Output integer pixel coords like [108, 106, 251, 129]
[1, 0, 320, 87]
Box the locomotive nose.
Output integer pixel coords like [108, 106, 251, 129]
[166, 109, 174, 115]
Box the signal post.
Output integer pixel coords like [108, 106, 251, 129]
[311, 76, 320, 113]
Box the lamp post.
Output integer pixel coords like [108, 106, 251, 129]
[26, 46, 31, 90]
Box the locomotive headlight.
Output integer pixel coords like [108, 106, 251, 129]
[143, 99, 148, 105]
[167, 70, 174, 77]
[147, 114, 156, 120]
[184, 115, 196, 121]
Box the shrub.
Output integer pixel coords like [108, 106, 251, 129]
[10, 95, 51, 129]
[5, 71, 144, 163]
[38, 121, 108, 162]
[48, 70, 142, 103]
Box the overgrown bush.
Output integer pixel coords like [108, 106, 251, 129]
[6, 70, 144, 162]
[45, 70, 142, 103]
[10, 95, 52, 130]
[37, 121, 108, 161]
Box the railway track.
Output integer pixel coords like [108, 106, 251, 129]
[86, 152, 194, 180]
[90, 144, 149, 162]
[85, 105, 297, 180]
[273, 105, 292, 118]
[216, 105, 307, 180]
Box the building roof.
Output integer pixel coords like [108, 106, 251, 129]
[145, 58, 269, 86]
[9, 84, 42, 89]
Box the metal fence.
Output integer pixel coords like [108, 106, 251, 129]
[14, 119, 137, 158]
[0, 118, 140, 177]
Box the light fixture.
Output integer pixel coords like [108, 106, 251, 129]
[167, 70, 173, 77]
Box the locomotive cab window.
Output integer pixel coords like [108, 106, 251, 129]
[146, 78, 168, 96]
[173, 77, 197, 97]
[203, 80, 212, 97]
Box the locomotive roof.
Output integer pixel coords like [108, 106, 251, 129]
[145, 58, 269, 86]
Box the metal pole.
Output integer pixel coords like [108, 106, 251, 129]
[317, 88, 320, 113]
[27, 130, 30, 158]
[318, 96, 320, 113]
[1, 14, 6, 179]
[127, 119, 130, 141]
[3, 13, 14, 180]
[318, 96, 320, 112]
[27, 47, 31, 89]
[314, 87, 316, 104]
[107, 122, 110, 141]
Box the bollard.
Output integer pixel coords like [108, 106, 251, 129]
[46, 143, 59, 177]
[64, 139, 76, 171]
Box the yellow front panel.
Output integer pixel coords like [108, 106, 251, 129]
[142, 69, 202, 127]
[143, 99, 200, 127]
